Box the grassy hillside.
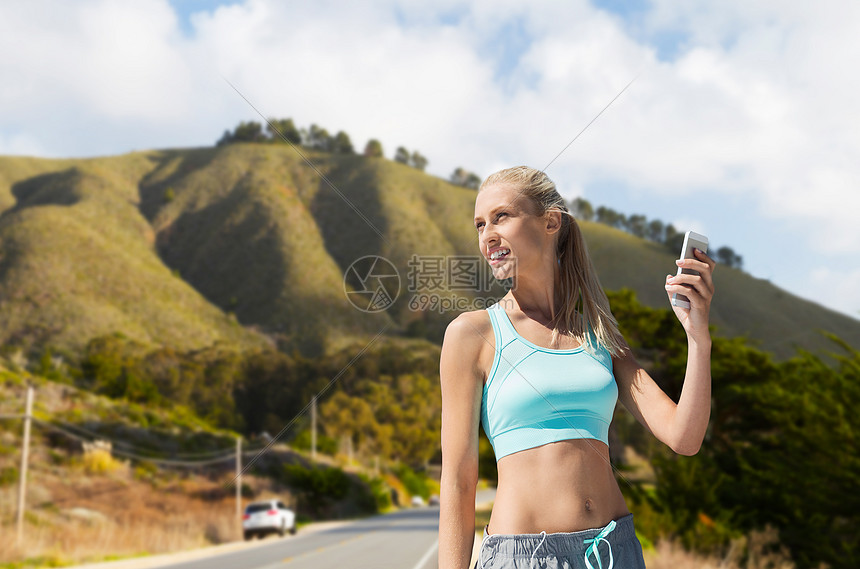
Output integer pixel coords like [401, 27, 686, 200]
[581, 222, 860, 358]
[0, 145, 857, 360]
[0, 153, 269, 355]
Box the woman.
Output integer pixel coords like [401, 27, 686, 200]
[438, 166, 715, 569]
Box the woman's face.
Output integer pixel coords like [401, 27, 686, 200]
[474, 183, 554, 281]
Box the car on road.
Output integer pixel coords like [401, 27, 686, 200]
[242, 499, 296, 540]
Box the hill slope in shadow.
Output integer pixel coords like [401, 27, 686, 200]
[0, 145, 856, 360]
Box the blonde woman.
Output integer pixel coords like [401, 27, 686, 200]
[439, 166, 715, 569]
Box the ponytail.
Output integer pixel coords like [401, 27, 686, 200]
[555, 209, 626, 356]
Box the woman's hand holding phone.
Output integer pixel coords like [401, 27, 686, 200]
[665, 234, 716, 341]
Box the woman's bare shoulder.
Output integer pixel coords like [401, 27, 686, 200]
[443, 308, 493, 347]
[441, 309, 495, 383]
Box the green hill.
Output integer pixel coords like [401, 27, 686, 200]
[0, 144, 857, 359]
[0, 152, 269, 355]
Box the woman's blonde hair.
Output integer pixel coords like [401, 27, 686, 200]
[480, 166, 627, 356]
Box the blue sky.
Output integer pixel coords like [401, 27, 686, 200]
[1, 0, 859, 324]
[170, 0, 236, 35]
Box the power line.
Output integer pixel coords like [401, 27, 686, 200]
[42, 417, 267, 459]
[31, 419, 268, 468]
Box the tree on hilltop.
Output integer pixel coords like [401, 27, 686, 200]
[716, 246, 743, 269]
[569, 197, 594, 221]
[332, 131, 354, 154]
[410, 151, 428, 171]
[627, 214, 648, 239]
[596, 206, 627, 230]
[267, 118, 301, 144]
[647, 219, 665, 242]
[232, 121, 265, 142]
[307, 124, 333, 151]
[451, 167, 481, 190]
[217, 121, 266, 145]
[394, 146, 429, 171]
[394, 146, 410, 164]
[364, 139, 384, 158]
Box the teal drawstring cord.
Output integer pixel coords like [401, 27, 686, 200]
[583, 520, 616, 569]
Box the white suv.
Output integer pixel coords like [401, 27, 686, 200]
[242, 499, 297, 540]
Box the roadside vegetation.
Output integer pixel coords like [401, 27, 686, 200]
[1, 286, 856, 568]
[0, 135, 857, 568]
[0, 365, 437, 568]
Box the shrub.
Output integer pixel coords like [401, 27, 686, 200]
[284, 463, 350, 516]
[82, 448, 126, 475]
[0, 466, 19, 486]
[291, 430, 338, 455]
[394, 464, 431, 500]
[359, 474, 392, 512]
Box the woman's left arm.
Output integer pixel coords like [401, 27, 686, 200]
[614, 248, 716, 455]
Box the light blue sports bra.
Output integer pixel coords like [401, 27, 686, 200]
[481, 302, 618, 461]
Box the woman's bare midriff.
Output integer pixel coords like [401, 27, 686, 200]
[486, 439, 629, 535]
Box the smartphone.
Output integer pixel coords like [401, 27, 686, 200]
[671, 231, 709, 309]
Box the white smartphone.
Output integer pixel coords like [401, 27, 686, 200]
[671, 230, 709, 309]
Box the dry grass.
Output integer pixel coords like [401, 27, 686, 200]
[644, 527, 800, 569]
[0, 465, 277, 568]
[0, 508, 238, 566]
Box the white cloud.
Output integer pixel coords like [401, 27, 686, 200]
[1, 0, 859, 318]
[808, 267, 860, 320]
[0, 132, 45, 157]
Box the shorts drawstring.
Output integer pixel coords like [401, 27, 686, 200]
[529, 530, 547, 568]
[475, 514, 642, 569]
[583, 520, 616, 569]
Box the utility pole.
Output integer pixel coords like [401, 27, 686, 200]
[311, 395, 317, 461]
[235, 436, 242, 528]
[16, 386, 33, 546]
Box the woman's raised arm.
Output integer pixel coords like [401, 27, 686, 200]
[615, 248, 716, 455]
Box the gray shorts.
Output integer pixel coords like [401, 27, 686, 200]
[475, 513, 646, 569]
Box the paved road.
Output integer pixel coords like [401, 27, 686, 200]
[165, 507, 441, 569]
[72, 489, 495, 569]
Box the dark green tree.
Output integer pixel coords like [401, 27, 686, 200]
[647, 219, 665, 242]
[232, 121, 265, 142]
[394, 146, 410, 164]
[596, 206, 626, 229]
[216, 129, 233, 146]
[628, 214, 648, 238]
[716, 246, 742, 269]
[364, 139, 384, 158]
[451, 168, 481, 189]
[267, 118, 301, 144]
[450, 167, 467, 186]
[664, 224, 684, 252]
[307, 124, 332, 151]
[570, 197, 594, 221]
[332, 131, 354, 154]
[410, 151, 428, 171]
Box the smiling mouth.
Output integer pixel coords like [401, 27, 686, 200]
[489, 248, 511, 262]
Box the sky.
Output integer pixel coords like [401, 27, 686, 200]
[1, 0, 859, 322]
